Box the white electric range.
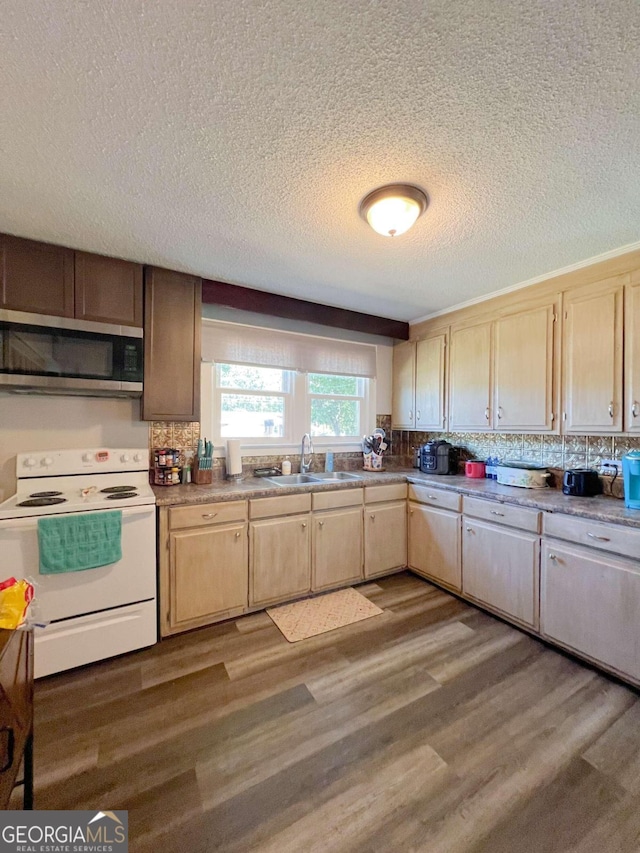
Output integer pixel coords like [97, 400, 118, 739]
[0, 448, 157, 678]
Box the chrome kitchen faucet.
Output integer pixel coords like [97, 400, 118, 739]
[300, 433, 314, 473]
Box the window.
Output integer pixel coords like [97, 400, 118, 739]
[206, 364, 371, 448]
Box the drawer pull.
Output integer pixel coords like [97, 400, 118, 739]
[490, 510, 505, 516]
[466, 527, 475, 534]
[202, 513, 217, 519]
[427, 494, 438, 500]
[0, 727, 14, 773]
[587, 533, 610, 542]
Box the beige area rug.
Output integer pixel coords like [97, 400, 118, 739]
[267, 587, 384, 643]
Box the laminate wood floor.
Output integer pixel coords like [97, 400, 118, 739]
[30, 573, 640, 852]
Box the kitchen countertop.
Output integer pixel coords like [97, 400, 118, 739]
[152, 469, 640, 529]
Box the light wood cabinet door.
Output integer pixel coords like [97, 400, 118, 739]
[462, 518, 539, 629]
[74, 252, 143, 327]
[0, 234, 74, 317]
[449, 321, 492, 431]
[415, 334, 447, 431]
[364, 501, 407, 578]
[625, 277, 640, 432]
[143, 267, 202, 421]
[312, 507, 363, 591]
[408, 502, 461, 591]
[392, 340, 415, 429]
[250, 514, 311, 606]
[169, 522, 248, 628]
[562, 276, 624, 433]
[541, 540, 640, 684]
[494, 303, 556, 431]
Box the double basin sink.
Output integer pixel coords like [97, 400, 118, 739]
[263, 471, 363, 487]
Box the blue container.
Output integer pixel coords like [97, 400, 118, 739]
[622, 450, 640, 510]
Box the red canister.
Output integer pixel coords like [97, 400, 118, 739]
[465, 460, 486, 478]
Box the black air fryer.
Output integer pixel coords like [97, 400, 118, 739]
[420, 440, 459, 475]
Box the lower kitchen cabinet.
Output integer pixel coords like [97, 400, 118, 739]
[169, 522, 248, 630]
[541, 540, 640, 684]
[250, 514, 311, 606]
[462, 518, 539, 629]
[364, 501, 407, 578]
[312, 507, 363, 591]
[408, 502, 461, 591]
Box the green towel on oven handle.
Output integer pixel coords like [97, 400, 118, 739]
[37, 510, 123, 574]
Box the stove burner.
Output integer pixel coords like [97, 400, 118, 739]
[17, 497, 67, 507]
[101, 486, 138, 494]
[29, 491, 63, 498]
[105, 492, 138, 500]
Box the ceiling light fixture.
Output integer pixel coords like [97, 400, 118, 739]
[359, 184, 429, 237]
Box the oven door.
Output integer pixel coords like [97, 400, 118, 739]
[0, 505, 156, 622]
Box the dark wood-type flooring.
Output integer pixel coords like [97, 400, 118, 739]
[29, 573, 640, 852]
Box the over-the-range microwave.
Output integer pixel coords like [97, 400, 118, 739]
[0, 309, 143, 397]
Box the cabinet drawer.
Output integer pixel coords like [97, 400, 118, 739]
[313, 488, 363, 511]
[543, 513, 640, 560]
[365, 483, 407, 504]
[463, 496, 540, 533]
[250, 493, 312, 519]
[408, 484, 461, 512]
[169, 500, 247, 530]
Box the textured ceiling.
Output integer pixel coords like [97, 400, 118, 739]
[1, 1, 639, 322]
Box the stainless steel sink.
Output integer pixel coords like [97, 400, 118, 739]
[263, 474, 319, 486]
[308, 471, 363, 481]
[263, 471, 363, 486]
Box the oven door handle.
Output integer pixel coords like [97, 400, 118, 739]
[0, 504, 156, 531]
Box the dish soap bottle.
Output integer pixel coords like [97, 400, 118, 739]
[281, 457, 292, 476]
[325, 450, 334, 472]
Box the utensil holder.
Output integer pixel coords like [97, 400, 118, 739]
[192, 457, 213, 485]
[363, 451, 385, 471]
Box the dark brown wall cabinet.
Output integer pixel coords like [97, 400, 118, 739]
[0, 234, 143, 327]
[143, 267, 202, 421]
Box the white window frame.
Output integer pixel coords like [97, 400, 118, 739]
[201, 363, 375, 456]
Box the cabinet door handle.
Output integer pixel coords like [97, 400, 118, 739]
[410, 510, 414, 516]
[202, 513, 217, 519]
[409, 410, 413, 422]
[301, 522, 307, 529]
[490, 510, 504, 516]
[587, 533, 610, 542]
[466, 527, 475, 534]
[319, 521, 324, 528]
[370, 514, 375, 520]
[234, 531, 241, 538]
[549, 553, 558, 561]
[497, 407, 503, 420]
[0, 727, 14, 773]
[484, 407, 490, 421]
[633, 402, 639, 418]
[608, 402, 614, 418]
[416, 410, 421, 421]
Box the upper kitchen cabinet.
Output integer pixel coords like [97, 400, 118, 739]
[449, 320, 492, 431]
[0, 234, 74, 318]
[392, 334, 447, 431]
[143, 266, 202, 421]
[0, 233, 144, 327]
[74, 252, 143, 327]
[562, 275, 624, 433]
[625, 274, 640, 432]
[493, 302, 557, 432]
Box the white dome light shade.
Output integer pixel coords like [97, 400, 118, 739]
[360, 184, 429, 237]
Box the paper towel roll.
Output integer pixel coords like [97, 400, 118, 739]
[227, 440, 243, 476]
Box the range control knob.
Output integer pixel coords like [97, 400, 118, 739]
[23, 457, 37, 468]
[42, 457, 53, 467]
[121, 453, 130, 463]
[82, 452, 93, 462]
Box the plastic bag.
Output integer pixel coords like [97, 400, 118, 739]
[0, 577, 34, 629]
